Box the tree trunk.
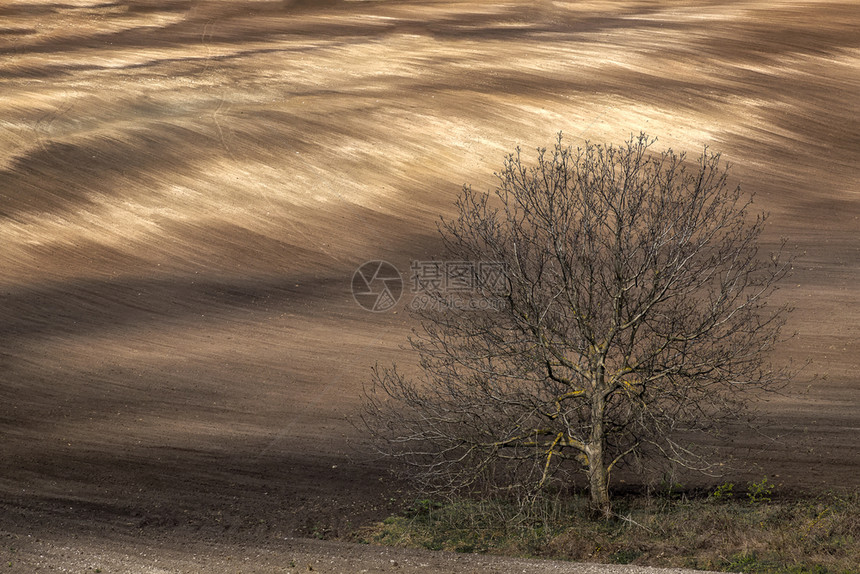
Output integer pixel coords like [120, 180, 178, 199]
[587, 385, 612, 519]
[586, 440, 612, 519]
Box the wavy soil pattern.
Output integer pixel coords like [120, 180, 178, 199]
[0, 1, 858, 571]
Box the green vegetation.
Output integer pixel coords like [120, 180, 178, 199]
[747, 477, 775, 505]
[355, 485, 859, 574]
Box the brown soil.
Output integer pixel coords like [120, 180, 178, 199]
[0, 1, 857, 572]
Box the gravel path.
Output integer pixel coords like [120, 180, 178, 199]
[4, 533, 719, 574]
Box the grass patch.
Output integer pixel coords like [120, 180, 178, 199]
[355, 486, 859, 573]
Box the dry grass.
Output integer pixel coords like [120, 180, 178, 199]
[358, 485, 859, 573]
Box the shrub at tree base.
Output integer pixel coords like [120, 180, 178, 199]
[358, 489, 859, 574]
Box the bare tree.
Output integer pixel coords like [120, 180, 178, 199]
[362, 134, 792, 518]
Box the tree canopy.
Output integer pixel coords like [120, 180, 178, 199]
[363, 134, 792, 517]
